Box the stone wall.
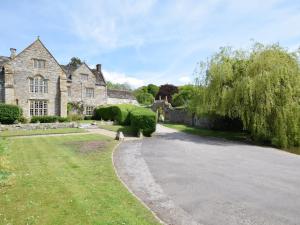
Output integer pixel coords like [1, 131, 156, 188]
[164, 108, 212, 129]
[67, 64, 107, 111]
[0, 122, 78, 131]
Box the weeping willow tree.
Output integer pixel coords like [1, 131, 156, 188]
[191, 43, 300, 148]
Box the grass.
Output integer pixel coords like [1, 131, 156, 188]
[0, 134, 160, 225]
[163, 123, 250, 142]
[98, 124, 135, 136]
[0, 128, 85, 137]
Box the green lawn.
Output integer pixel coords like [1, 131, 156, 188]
[163, 123, 250, 142]
[98, 124, 135, 136]
[0, 128, 85, 137]
[0, 135, 160, 225]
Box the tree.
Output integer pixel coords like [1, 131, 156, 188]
[69, 57, 83, 67]
[172, 85, 196, 107]
[147, 84, 159, 97]
[191, 43, 300, 148]
[156, 84, 178, 102]
[135, 92, 154, 105]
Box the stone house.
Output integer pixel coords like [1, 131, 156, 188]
[61, 63, 107, 115]
[0, 38, 137, 118]
[0, 38, 68, 118]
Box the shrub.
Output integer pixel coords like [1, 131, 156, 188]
[58, 117, 70, 123]
[67, 114, 83, 121]
[111, 104, 137, 125]
[93, 106, 116, 121]
[31, 116, 59, 123]
[18, 116, 28, 124]
[84, 115, 93, 120]
[0, 104, 22, 124]
[130, 108, 157, 136]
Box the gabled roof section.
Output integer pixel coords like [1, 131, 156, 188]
[7, 37, 67, 78]
[62, 62, 106, 86]
[0, 56, 10, 67]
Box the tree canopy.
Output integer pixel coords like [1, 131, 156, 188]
[156, 84, 178, 102]
[191, 43, 300, 148]
[106, 81, 132, 91]
[69, 57, 83, 67]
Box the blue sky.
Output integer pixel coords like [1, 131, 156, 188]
[0, 0, 300, 88]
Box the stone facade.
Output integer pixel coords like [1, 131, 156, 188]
[0, 39, 67, 117]
[66, 63, 107, 114]
[0, 38, 138, 118]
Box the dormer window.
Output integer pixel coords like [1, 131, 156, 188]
[33, 59, 46, 69]
[29, 75, 48, 93]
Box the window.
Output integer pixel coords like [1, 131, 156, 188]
[30, 76, 48, 93]
[67, 86, 71, 97]
[81, 74, 88, 81]
[33, 59, 46, 69]
[86, 88, 94, 98]
[86, 106, 94, 115]
[30, 100, 48, 116]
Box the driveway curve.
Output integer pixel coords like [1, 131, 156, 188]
[113, 124, 300, 225]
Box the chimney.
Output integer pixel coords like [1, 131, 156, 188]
[10, 48, 17, 59]
[96, 64, 101, 72]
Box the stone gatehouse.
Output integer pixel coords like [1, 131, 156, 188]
[0, 38, 136, 118]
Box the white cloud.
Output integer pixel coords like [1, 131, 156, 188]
[102, 69, 145, 88]
[178, 76, 192, 84]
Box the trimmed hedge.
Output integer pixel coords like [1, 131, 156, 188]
[31, 116, 71, 123]
[0, 104, 22, 124]
[130, 108, 156, 137]
[93, 106, 115, 121]
[31, 116, 59, 123]
[94, 104, 137, 124]
[111, 104, 137, 125]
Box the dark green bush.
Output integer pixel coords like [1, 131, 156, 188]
[130, 108, 157, 136]
[111, 104, 137, 125]
[94, 106, 116, 121]
[31, 116, 59, 123]
[84, 115, 93, 120]
[58, 117, 70, 123]
[0, 104, 22, 124]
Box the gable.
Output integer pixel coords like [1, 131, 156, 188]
[11, 38, 67, 79]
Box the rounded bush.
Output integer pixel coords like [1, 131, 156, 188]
[130, 108, 157, 136]
[0, 104, 22, 124]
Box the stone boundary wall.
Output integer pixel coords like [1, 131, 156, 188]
[0, 122, 79, 131]
[165, 108, 212, 129]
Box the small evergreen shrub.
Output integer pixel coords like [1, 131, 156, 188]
[0, 104, 22, 124]
[130, 108, 156, 137]
[84, 115, 93, 120]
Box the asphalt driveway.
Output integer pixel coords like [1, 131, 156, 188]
[114, 125, 300, 225]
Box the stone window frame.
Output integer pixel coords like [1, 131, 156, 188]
[67, 86, 71, 97]
[33, 58, 46, 69]
[85, 87, 94, 98]
[29, 99, 48, 116]
[85, 106, 94, 115]
[29, 75, 48, 94]
[80, 73, 89, 81]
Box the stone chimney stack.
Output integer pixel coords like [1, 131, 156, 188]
[10, 48, 17, 59]
[96, 64, 101, 72]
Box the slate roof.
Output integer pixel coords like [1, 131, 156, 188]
[107, 89, 136, 100]
[0, 56, 10, 67]
[61, 63, 106, 86]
